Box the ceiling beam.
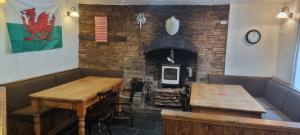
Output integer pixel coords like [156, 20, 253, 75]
[78, 0, 230, 5]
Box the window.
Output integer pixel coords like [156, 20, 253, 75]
[294, 23, 300, 91]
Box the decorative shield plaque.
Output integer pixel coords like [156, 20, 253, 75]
[165, 16, 180, 36]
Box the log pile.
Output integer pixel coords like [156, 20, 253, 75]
[153, 88, 182, 107]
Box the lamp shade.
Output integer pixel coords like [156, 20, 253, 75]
[70, 11, 79, 17]
[276, 11, 289, 19]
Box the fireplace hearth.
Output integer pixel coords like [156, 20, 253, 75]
[145, 48, 197, 87]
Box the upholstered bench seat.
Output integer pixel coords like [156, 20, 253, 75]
[282, 90, 300, 122]
[255, 97, 291, 121]
[8, 107, 77, 135]
[208, 74, 300, 122]
[262, 109, 291, 121]
[11, 106, 51, 116]
[255, 97, 276, 110]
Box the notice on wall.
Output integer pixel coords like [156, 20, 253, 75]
[95, 16, 108, 42]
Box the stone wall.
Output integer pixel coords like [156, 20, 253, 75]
[79, 5, 229, 88]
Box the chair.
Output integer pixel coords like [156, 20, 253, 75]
[86, 90, 116, 135]
[113, 79, 144, 126]
[180, 85, 191, 112]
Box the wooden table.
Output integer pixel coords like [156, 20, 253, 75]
[30, 76, 123, 135]
[190, 83, 266, 118]
[0, 87, 6, 135]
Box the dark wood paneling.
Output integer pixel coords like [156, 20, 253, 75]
[161, 110, 300, 135]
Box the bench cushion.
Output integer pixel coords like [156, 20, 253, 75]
[255, 97, 291, 121]
[5, 75, 56, 113]
[262, 109, 291, 121]
[264, 79, 291, 110]
[282, 90, 300, 122]
[8, 109, 77, 135]
[80, 68, 123, 78]
[11, 106, 51, 116]
[255, 97, 276, 110]
[208, 74, 268, 97]
[54, 69, 82, 85]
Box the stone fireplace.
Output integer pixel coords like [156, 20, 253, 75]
[79, 5, 229, 89]
[146, 49, 197, 82]
[144, 33, 198, 86]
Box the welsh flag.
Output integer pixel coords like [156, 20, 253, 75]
[5, 0, 65, 53]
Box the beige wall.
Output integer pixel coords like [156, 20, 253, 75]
[0, 1, 79, 84]
[225, 0, 282, 77]
[1, 0, 299, 84]
[275, 0, 300, 84]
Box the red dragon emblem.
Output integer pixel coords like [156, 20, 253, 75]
[20, 8, 56, 41]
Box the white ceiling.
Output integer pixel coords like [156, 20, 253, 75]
[78, 0, 231, 5]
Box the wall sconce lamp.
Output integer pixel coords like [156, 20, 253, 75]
[0, 0, 6, 4]
[67, 7, 79, 17]
[276, 7, 293, 19]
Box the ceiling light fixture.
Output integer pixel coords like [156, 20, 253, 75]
[67, 7, 79, 17]
[276, 7, 293, 19]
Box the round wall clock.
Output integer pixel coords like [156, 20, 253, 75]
[245, 29, 261, 44]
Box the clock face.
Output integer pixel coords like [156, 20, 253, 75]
[246, 30, 261, 44]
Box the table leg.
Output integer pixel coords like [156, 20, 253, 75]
[76, 104, 86, 135]
[32, 99, 41, 135]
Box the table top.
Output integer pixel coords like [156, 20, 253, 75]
[30, 76, 123, 102]
[190, 83, 266, 113]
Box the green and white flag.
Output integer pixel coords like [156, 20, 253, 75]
[5, 0, 65, 53]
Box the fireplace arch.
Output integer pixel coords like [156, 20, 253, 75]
[143, 33, 198, 54]
[145, 48, 198, 84]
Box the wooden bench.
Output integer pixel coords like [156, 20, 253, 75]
[1, 68, 123, 135]
[0, 87, 6, 135]
[161, 109, 300, 135]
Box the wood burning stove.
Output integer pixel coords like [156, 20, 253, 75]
[161, 65, 180, 85]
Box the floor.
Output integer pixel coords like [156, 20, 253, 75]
[58, 110, 163, 135]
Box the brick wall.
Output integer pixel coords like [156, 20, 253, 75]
[79, 5, 229, 88]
